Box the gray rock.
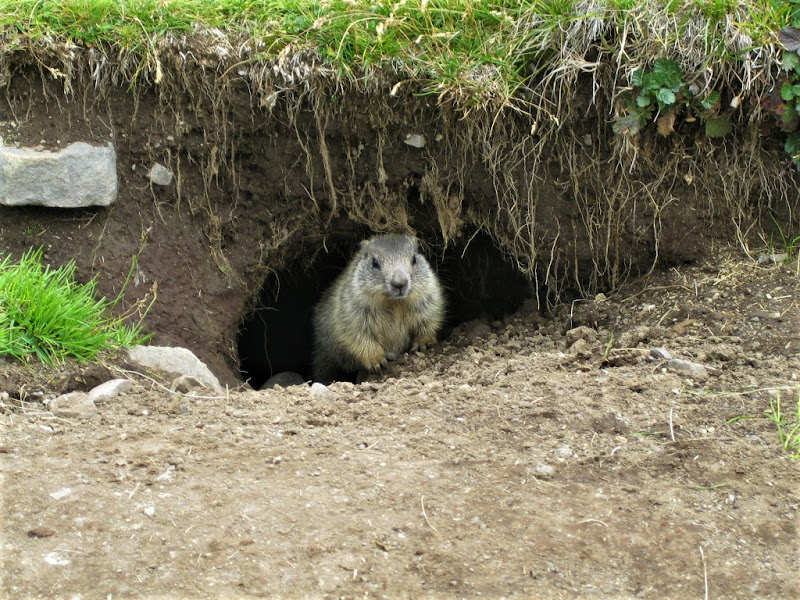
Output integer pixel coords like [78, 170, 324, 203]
[127, 345, 222, 392]
[148, 163, 174, 186]
[650, 346, 672, 361]
[757, 252, 787, 265]
[260, 371, 306, 390]
[50, 392, 96, 418]
[667, 358, 708, 380]
[0, 141, 117, 207]
[86, 378, 132, 403]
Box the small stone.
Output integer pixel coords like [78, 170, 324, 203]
[403, 133, 426, 148]
[554, 445, 573, 460]
[666, 358, 708, 380]
[43, 552, 70, 566]
[86, 378, 132, 403]
[309, 382, 333, 399]
[533, 463, 555, 477]
[148, 163, 174, 186]
[49, 488, 72, 500]
[650, 347, 672, 361]
[143, 506, 155, 517]
[757, 253, 787, 265]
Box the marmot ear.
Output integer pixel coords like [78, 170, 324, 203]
[358, 239, 371, 254]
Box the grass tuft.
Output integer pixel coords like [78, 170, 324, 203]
[766, 387, 800, 459]
[0, 248, 149, 365]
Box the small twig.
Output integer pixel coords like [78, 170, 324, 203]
[127, 481, 140, 500]
[669, 407, 676, 442]
[420, 495, 438, 532]
[699, 545, 709, 600]
[577, 518, 608, 527]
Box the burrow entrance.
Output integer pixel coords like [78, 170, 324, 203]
[236, 231, 535, 388]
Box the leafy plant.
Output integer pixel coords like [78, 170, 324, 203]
[0, 247, 149, 364]
[765, 388, 800, 459]
[761, 26, 800, 166]
[614, 59, 730, 138]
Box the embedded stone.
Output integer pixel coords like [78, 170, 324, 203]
[0, 141, 117, 207]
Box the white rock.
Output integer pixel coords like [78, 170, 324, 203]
[86, 378, 132, 403]
[148, 163, 174, 186]
[127, 346, 222, 392]
[43, 552, 70, 566]
[0, 141, 117, 207]
[49, 488, 72, 500]
[403, 133, 426, 148]
[309, 382, 333, 400]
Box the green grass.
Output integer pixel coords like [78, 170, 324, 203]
[766, 387, 800, 459]
[0, 248, 149, 364]
[0, 1, 791, 105]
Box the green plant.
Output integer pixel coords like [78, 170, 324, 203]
[761, 26, 800, 166]
[767, 212, 800, 262]
[767, 389, 800, 457]
[0, 247, 149, 364]
[765, 387, 800, 459]
[614, 59, 730, 138]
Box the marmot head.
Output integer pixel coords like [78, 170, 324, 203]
[358, 234, 425, 299]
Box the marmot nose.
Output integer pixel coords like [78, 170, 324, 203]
[390, 277, 409, 295]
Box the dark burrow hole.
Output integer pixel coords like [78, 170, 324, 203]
[236, 231, 535, 388]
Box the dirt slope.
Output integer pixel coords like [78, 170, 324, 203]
[2, 250, 799, 599]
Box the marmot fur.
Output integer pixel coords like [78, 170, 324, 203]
[312, 234, 445, 383]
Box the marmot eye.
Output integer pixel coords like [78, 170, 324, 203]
[371, 257, 381, 269]
[411, 255, 417, 266]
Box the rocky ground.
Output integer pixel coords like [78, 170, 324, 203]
[1, 248, 798, 599]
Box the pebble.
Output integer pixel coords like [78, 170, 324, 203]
[148, 162, 174, 185]
[554, 445, 574, 460]
[87, 378, 132, 402]
[43, 552, 70, 566]
[143, 506, 155, 517]
[650, 346, 672, 360]
[533, 463, 555, 477]
[309, 382, 334, 400]
[666, 358, 708, 380]
[49, 488, 72, 500]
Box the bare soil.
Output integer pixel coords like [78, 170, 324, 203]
[2, 250, 798, 599]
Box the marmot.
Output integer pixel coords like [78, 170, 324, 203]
[312, 234, 445, 383]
